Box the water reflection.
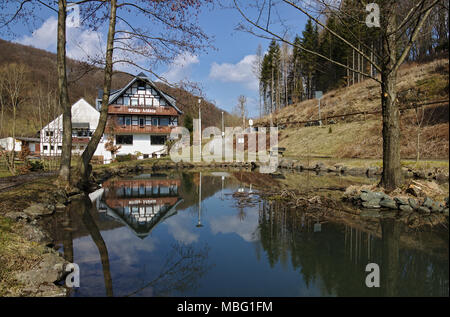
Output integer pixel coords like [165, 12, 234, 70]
[56, 171, 448, 297]
[257, 201, 448, 296]
[98, 174, 183, 239]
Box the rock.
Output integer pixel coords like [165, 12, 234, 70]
[435, 173, 448, 183]
[315, 162, 326, 171]
[444, 197, 448, 207]
[362, 199, 381, 209]
[394, 197, 408, 205]
[20, 223, 51, 244]
[422, 197, 434, 209]
[399, 204, 413, 213]
[380, 197, 397, 209]
[4, 211, 30, 222]
[430, 201, 444, 213]
[23, 203, 54, 218]
[360, 190, 386, 202]
[417, 206, 431, 215]
[15, 252, 67, 288]
[443, 208, 449, 216]
[408, 198, 419, 210]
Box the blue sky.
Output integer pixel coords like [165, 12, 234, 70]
[2, 1, 309, 118]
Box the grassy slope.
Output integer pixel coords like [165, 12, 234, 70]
[257, 59, 449, 165]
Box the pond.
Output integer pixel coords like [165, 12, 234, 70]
[53, 171, 449, 297]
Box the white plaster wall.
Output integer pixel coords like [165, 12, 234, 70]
[0, 137, 22, 151]
[114, 134, 166, 157]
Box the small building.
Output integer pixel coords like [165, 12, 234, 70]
[0, 137, 40, 156]
[0, 137, 22, 152]
[40, 98, 103, 158]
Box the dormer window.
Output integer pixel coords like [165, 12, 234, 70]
[137, 81, 145, 90]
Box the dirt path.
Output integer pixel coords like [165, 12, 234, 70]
[0, 171, 57, 193]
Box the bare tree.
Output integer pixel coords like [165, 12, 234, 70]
[234, 95, 248, 128]
[0, 63, 28, 175]
[75, 0, 212, 188]
[233, 0, 441, 190]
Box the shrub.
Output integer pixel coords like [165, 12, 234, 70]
[115, 154, 135, 162]
[29, 160, 44, 171]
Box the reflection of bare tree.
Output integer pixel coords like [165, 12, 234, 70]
[71, 196, 114, 297]
[125, 243, 211, 297]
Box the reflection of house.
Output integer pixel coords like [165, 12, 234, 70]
[99, 175, 182, 239]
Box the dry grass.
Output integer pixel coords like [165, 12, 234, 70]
[258, 59, 449, 162]
[0, 217, 47, 296]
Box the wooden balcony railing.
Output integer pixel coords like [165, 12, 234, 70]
[108, 105, 178, 116]
[107, 124, 174, 134]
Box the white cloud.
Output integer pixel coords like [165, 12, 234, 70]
[18, 16, 58, 51]
[17, 16, 105, 62]
[209, 55, 258, 91]
[161, 52, 200, 83]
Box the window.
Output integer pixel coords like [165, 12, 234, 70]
[139, 117, 145, 127]
[151, 135, 166, 145]
[153, 97, 160, 106]
[131, 98, 138, 106]
[116, 135, 133, 145]
[43, 145, 48, 151]
[125, 116, 131, 126]
[171, 117, 178, 126]
[50, 146, 54, 151]
[160, 99, 166, 106]
[139, 97, 145, 106]
[152, 118, 158, 126]
[123, 97, 130, 106]
[145, 97, 152, 106]
[132, 116, 138, 126]
[145, 116, 152, 126]
[160, 118, 169, 126]
[46, 131, 54, 137]
[58, 146, 62, 151]
[118, 116, 124, 125]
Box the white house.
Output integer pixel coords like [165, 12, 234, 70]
[40, 98, 108, 160]
[38, 73, 181, 163]
[97, 72, 182, 161]
[0, 137, 22, 152]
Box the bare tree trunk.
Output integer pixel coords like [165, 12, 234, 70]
[78, 0, 117, 188]
[57, 0, 72, 185]
[380, 12, 402, 190]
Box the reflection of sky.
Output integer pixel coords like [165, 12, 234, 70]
[73, 178, 334, 297]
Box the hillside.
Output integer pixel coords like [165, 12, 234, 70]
[257, 59, 449, 160]
[0, 38, 230, 138]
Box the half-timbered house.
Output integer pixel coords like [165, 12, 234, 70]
[98, 72, 182, 160]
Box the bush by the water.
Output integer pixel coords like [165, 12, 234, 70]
[115, 154, 136, 162]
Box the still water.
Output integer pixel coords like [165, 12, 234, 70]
[55, 171, 449, 297]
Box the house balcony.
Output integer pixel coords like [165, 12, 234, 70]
[107, 124, 175, 134]
[108, 105, 178, 116]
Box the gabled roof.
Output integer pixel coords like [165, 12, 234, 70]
[108, 73, 183, 114]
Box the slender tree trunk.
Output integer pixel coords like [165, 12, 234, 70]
[380, 11, 402, 190]
[78, 0, 117, 188]
[57, 0, 72, 185]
